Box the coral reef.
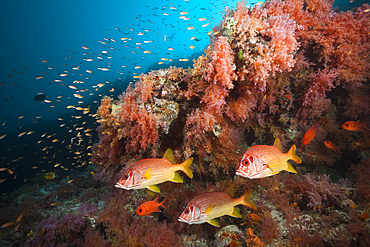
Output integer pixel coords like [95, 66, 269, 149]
[1, 0, 369, 246]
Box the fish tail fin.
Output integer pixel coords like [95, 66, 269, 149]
[363, 122, 370, 131]
[180, 157, 193, 178]
[160, 198, 168, 210]
[239, 189, 257, 210]
[288, 145, 302, 164]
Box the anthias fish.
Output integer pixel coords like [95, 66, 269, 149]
[115, 149, 193, 193]
[136, 197, 167, 216]
[236, 138, 302, 179]
[303, 123, 320, 145]
[178, 185, 256, 227]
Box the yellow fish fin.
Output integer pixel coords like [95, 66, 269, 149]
[229, 207, 242, 218]
[163, 148, 175, 164]
[180, 157, 193, 178]
[267, 157, 285, 171]
[146, 189, 156, 196]
[205, 203, 215, 215]
[287, 145, 302, 164]
[286, 163, 297, 174]
[224, 184, 234, 198]
[143, 168, 152, 180]
[147, 185, 160, 193]
[207, 219, 220, 227]
[170, 172, 183, 183]
[273, 138, 283, 152]
[240, 189, 257, 210]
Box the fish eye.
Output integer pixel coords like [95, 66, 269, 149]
[345, 124, 349, 127]
[244, 160, 248, 165]
[123, 175, 128, 179]
[185, 209, 189, 214]
[138, 209, 142, 212]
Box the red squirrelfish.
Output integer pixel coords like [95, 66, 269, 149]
[302, 123, 320, 145]
[342, 120, 369, 132]
[323, 140, 341, 154]
[236, 138, 302, 179]
[178, 185, 256, 227]
[115, 149, 193, 193]
[136, 197, 167, 216]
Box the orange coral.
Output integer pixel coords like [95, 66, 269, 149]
[245, 228, 266, 247]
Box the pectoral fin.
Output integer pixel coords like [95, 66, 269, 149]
[205, 204, 215, 215]
[207, 219, 220, 227]
[170, 172, 183, 183]
[267, 158, 284, 173]
[229, 207, 242, 218]
[147, 185, 160, 193]
[143, 168, 152, 180]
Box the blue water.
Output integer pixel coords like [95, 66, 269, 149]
[0, 0, 241, 193]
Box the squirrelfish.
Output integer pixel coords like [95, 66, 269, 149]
[136, 197, 167, 216]
[178, 185, 256, 227]
[303, 123, 320, 145]
[342, 120, 369, 132]
[236, 138, 302, 179]
[115, 149, 193, 193]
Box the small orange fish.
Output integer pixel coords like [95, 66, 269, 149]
[178, 185, 256, 227]
[359, 211, 369, 221]
[342, 120, 369, 132]
[237, 138, 301, 179]
[303, 123, 320, 145]
[323, 141, 341, 154]
[116, 149, 193, 193]
[248, 213, 261, 221]
[136, 197, 167, 216]
[1, 222, 14, 228]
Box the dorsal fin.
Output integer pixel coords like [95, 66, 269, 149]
[163, 148, 175, 164]
[224, 184, 234, 198]
[273, 138, 283, 152]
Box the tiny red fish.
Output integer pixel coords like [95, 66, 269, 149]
[136, 197, 167, 216]
[248, 213, 261, 221]
[323, 140, 341, 154]
[342, 120, 369, 132]
[359, 211, 369, 221]
[303, 123, 320, 145]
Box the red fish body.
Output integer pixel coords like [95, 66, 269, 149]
[323, 140, 341, 154]
[303, 123, 320, 145]
[136, 197, 167, 216]
[115, 149, 193, 193]
[178, 185, 256, 227]
[236, 138, 302, 179]
[342, 120, 369, 132]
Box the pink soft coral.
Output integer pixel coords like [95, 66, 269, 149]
[203, 36, 237, 115]
[234, 2, 299, 87]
